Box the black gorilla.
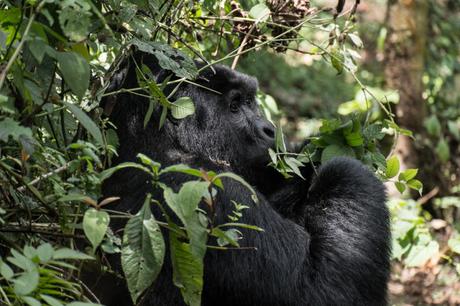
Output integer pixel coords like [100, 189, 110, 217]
[97, 51, 391, 306]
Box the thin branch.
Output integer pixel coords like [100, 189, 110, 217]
[17, 163, 69, 192]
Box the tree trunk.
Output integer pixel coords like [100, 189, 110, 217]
[384, 0, 429, 192]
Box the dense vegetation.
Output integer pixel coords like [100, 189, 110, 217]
[0, 0, 458, 305]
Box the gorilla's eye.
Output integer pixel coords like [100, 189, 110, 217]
[229, 93, 242, 113]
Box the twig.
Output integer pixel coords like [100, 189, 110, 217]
[0, 226, 84, 239]
[231, 17, 260, 69]
[17, 163, 69, 192]
[418, 187, 440, 206]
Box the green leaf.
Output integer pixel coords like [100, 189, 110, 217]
[330, 48, 344, 74]
[386, 155, 400, 178]
[137, 153, 161, 174]
[435, 138, 450, 162]
[160, 164, 203, 178]
[214, 172, 258, 203]
[447, 120, 460, 140]
[424, 115, 441, 136]
[13, 267, 39, 295]
[344, 131, 363, 147]
[170, 234, 203, 306]
[284, 157, 305, 179]
[321, 144, 355, 163]
[0, 260, 14, 280]
[170, 97, 195, 119]
[122, 195, 165, 303]
[59, 4, 91, 41]
[394, 181, 406, 194]
[407, 179, 423, 195]
[131, 39, 198, 79]
[448, 233, 460, 254]
[100, 162, 153, 181]
[249, 3, 270, 22]
[163, 181, 209, 259]
[348, 33, 364, 48]
[405, 240, 439, 267]
[64, 102, 103, 145]
[398, 169, 418, 182]
[21, 297, 41, 306]
[212, 228, 240, 247]
[56, 52, 90, 99]
[67, 303, 103, 306]
[83, 208, 110, 250]
[53, 248, 93, 260]
[28, 38, 48, 64]
[144, 98, 157, 128]
[0, 118, 32, 142]
[40, 294, 64, 306]
[36, 243, 54, 262]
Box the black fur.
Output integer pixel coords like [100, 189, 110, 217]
[95, 51, 391, 306]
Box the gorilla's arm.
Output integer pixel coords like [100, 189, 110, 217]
[205, 157, 390, 305]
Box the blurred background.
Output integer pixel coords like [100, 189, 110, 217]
[238, 1, 460, 304]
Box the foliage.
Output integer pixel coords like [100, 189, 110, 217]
[0, 244, 96, 305]
[1, 0, 457, 305]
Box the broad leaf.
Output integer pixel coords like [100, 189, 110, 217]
[170, 97, 195, 119]
[0, 118, 32, 142]
[56, 52, 90, 99]
[386, 155, 400, 178]
[83, 208, 110, 250]
[122, 195, 165, 303]
[64, 102, 103, 145]
[13, 267, 39, 295]
[321, 144, 355, 163]
[170, 234, 203, 306]
[163, 181, 209, 259]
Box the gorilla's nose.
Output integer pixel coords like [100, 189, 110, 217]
[256, 120, 275, 142]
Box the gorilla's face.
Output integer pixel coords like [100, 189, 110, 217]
[170, 65, 275, 170]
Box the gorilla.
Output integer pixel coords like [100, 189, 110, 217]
[96, 51, 391, 306]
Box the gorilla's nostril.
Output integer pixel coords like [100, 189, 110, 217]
[263, 126, 275, 139]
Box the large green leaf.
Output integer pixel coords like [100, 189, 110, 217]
[64, 102, 103, 145]
[170, 97, 195, 119]
[13, 267, 39, 295]
[385, 155, 400, 179]
[121, 195, 165, 303]
[170, 234, 203, 306]
[130, 39, 198, 79]
[83, 208, 110, 250]
[0, 118, 32, 142]
[321, 144, 355, 163]
[56, 51, 90, 99]
[163, 181, 209, 259]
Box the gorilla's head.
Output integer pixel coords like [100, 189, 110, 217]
[104, 52, 275, 176]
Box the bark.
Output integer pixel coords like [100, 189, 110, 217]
[384, 0, 428, 184]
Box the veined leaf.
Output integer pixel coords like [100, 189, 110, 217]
[56, 52, 90, 99]
[170, 234, 203, 306]
[64, 102, 103, 145]
[163, 181, 209, 259]
[83, 208, 110, 250]
[170, 97, 195, 119]
[121, 195, 165, 303]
